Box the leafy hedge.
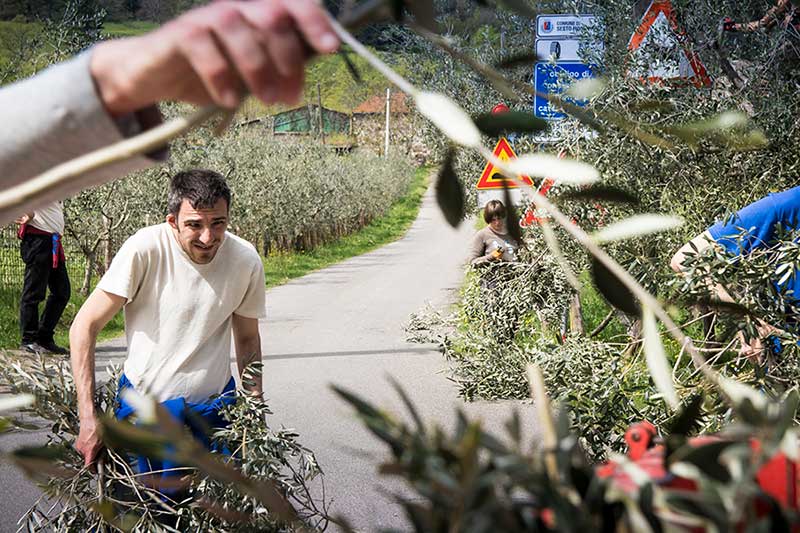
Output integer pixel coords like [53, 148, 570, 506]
[64, 117, 415, 289]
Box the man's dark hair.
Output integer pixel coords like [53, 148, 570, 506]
[168, 169, 231, 217]
[483, 199, 506, 224]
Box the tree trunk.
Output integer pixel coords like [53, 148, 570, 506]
[102, 214, 112, 273]
[624, 319, 643, 357]
[80, 252, 94, 296]
[262, 232, 271, 256]
[569, 294, 584, 335]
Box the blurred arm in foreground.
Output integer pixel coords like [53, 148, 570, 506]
[0, 0, 339, 223]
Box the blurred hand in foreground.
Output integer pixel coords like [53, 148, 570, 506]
[90, 0, 339, 116]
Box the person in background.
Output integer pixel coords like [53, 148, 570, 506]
[469, 199, 520, 266]
[671, 186, 800, 361]
[15, 201, 70, 354]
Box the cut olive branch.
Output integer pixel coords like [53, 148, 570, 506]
[481, 147, 719, 391]
[326, 16, 721, 395]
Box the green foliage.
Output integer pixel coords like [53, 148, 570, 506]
[0, 283, 124, 349]
[672, 228, 800, 393]
[0, 357, 326, 531]
[237, 48, 421, 123]
[0, 0, 105, 83]
[64, 109, 416, 282]
[102, 19, 156, 37]
[263, 165, 429, 287]
[335, 381, 800, 531]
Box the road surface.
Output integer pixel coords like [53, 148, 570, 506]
[0, 186, 538, 531]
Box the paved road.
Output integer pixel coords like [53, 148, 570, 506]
[0, 186, 538, 531]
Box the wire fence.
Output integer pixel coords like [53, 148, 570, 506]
[0, 225, 87, 297]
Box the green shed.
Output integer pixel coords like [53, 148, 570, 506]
[272, 105, 350, 135]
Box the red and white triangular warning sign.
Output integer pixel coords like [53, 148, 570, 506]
[627, 0, 710, 87]
[476, 138, 533, 190]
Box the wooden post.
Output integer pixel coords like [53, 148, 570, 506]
[568, 294, 584, 335]
[317, 82, 325, 145]
[384, 88, 390, 158]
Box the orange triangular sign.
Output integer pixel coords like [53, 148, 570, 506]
[627, 0, 710, 87]
[476, 138, 533, 190]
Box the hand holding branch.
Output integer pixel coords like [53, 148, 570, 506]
[89, 0, 340, 116]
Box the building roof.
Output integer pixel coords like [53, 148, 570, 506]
[272, 104, 348, 118]
[353, 92, 410, 114]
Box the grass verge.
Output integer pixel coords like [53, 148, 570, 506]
[263, 166, 430, 287]
[103, 20, 158, 37]
[0, 286, 124, 350]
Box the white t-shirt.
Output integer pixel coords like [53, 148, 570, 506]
[97, 223, 266, 403]
[30, 201, 64, 234]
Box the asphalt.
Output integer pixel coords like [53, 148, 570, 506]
[0, 186, 539, 532]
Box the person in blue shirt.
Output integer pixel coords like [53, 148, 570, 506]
[670, 186, 800, 360]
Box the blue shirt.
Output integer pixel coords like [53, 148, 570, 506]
[707, 186, 800, 304]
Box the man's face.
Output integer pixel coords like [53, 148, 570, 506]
[167, 198, 228, 264]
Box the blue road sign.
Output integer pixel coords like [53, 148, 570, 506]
[534, 62, 596, 120]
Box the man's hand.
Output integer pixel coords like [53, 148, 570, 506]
[90, 0, 339, 116]
[70, 289, 126, 467]
[75, 416, 104, 466]
[233, 314, 263, 396]
[14, 212, 33, 225]
[736, 319, 784, 362]
[738, 331, 765, 362]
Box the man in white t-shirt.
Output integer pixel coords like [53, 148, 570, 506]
[15, 201, 71, 355]
[69, 169, 266, 467]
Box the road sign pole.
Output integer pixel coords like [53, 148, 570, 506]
[384, 88, 390, 159]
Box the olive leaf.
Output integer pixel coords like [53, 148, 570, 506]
[642, 306, 679, 410]
[671, 440, 738, 483]
[473, 111, 548, 137]
[502, 183, 522, 243]
[0, 393, 34, 412]
[12, 444, 70, 460]
[717, 375, 767, 412]
[415, 91, 482, 148]
[592, 214, 682, 244]
[664, 394, 705, 437]
[691, 297, 757, 318]
[661, 111, 768, 150]
[591, 256, 639, 315]
[628, 99, 677, 113]
[566, 77, 606, 100]
[388, 376, 427, 435]
[504, 153, 599, 185]
[435, 148, 465, 228]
